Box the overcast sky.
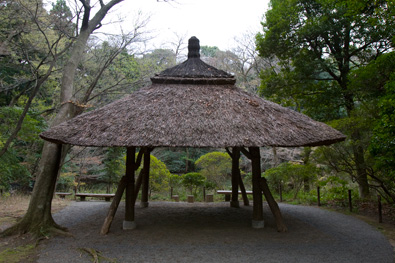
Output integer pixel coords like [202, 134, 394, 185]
[101, 0, 270, 51]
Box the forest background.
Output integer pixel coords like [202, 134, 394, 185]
[0, 0, 394, 213]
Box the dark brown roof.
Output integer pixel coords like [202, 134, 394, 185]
[40, 37, 346, 148]
[151, 37, 235, 85]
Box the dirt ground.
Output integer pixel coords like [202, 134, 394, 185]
[0, 196, 394, 263]
[0, 195, 69, 263]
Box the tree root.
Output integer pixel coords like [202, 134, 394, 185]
[79, 247, 117, 263]
[1, 219, 70, 239]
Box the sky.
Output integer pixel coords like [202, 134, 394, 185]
[101, 0, 270, 51]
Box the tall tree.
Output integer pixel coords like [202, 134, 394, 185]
[256, 0, 394, 198]
[0, 0, 73, 158]
[2, 0, 126, 236]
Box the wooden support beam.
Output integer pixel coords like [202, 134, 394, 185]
[230, 147, 240, 208]
[101, 147, 144, 234]
[124, 147, 136, 230]
[260, 177, 288, 232]
[238, 172, 249, 206]
[249, 147, 264, 228]
[133, 169, 144, 205]
[240, 147, 252, 159]
[135, 149, 144, 168]
[227, 147, 248, 206]
[100, 176, 127, 235]
[141, 147, 151, 208]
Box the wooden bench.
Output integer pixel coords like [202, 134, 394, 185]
[55, 192, 72, 199]
[75, 193, 115, 202]
[217, 190, 253, 201]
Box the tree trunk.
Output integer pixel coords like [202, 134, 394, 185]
[343, 85, 370, 199]
[353, 143, 370, 199]
[2, 144, 65, 236]
[2, 0, 125, 236]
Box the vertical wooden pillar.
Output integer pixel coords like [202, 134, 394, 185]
[124, 147, 136, 230]
[250, 147, 264, 228]
[140, 147, 150, 208]
[230, 147, 240, 208]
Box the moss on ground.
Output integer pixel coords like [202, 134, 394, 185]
[0, 243, 36, 263]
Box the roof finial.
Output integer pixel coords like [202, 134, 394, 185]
[188, 36, 200, 58]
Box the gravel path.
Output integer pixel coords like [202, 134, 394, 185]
[37, 201, 393, 263]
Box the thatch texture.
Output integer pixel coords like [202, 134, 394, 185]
[153, 54, 233, 80]
[151, 37, 235, 85]
[40, 83, 345, 148]
[40, 36, 345, 148]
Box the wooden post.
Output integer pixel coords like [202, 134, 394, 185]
[132, 169, 144, 205]
[230, 147, 240, 208]
[260, 177, 287, 232]
[101, 148, 143, 234]
[238, 173, 249, 206]
[141, 147, 150, 208]
[205, 194, 213, 202]
[100, 176, 127, 235]
[348, 189, 352, 212]
[124, 147, 136, 230]
[317, 186, 321, 206]
[170, 187, 173, 199]
[249, 147, 264, 228]
[378, 195, 383, 223]
[203, 187, 206, 202]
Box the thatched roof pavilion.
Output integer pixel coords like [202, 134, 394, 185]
[40, 37, 346, 234]
[41, 37, 344, 148]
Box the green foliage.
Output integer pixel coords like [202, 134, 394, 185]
[181, 172, 205, 195]
[200, 46, 220, 57]
[169, 174, 182, 188]
[195, 151, 231, 188]
[319, 175, 350, 201]
[100, 147, 125, 192]
[0, 150, 31, 191]
[256, 0, 394, 199]
[256, 0, 393, 117]
[265, 162, 319, 199]
[0, 107, 46, 191]
[56, 172, 75, 192]
[369, 74, 395, 200]
[0, 0, 71, 107]
[153, 148, 211, 173]
[137, 154, 171, 194]
[0, 107, 46, 145]
[367, 53, 395, 171]
[50, 0, 74, 36]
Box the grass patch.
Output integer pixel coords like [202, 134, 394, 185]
[0, 243, 36, 263]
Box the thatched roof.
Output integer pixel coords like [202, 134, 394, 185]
[151, 37, 235, 85]
[40, 37, 346, 148]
